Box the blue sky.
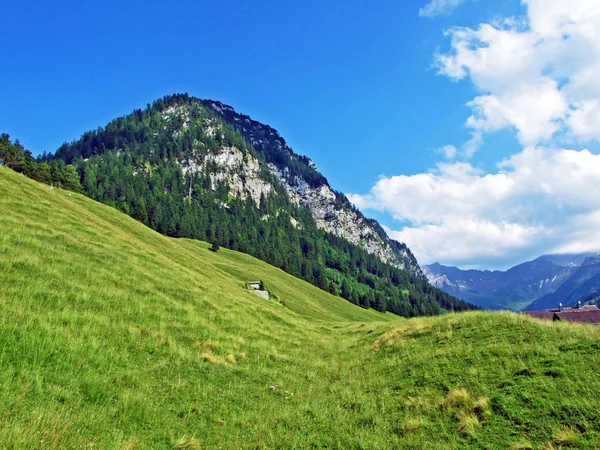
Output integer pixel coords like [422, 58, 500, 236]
[1, 0, 519, 186]
[3, 0, 600, 270]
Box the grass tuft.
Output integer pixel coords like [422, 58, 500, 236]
[473, 396, 491, 420]
[552, 426, 581, 446]
[173, 437, 201, 450]
[508, 440, 534, 450]
[401, 416, 425, 434]
[443, 387, 472, 410]
[457, 411, 480, 436]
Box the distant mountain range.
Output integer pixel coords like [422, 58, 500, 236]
[525, 255, 600, 311]
[424, 252, 600, 311]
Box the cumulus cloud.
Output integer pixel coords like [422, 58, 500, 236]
[419, 0, 472, 18]
[349, 147, 600, 268]
[462, 131, 483, 158]
[436, 0, 600, 146]
[361, 0, 600, 269]
[437, 144, 458, 159]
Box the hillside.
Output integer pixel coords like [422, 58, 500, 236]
[424, 254, 595, 311]
[3, 166, 600, 448]
[45, 93, 471, 317]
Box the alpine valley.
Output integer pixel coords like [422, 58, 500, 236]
[4, 94, 600, 449]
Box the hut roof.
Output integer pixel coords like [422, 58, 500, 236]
[553, 306, 600, 324]
[522, 309, 556, 320]
[522, 305, 599, 321]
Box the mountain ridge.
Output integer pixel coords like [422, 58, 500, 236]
[525, 255, 600, 311]
[424, 252, 598, 311]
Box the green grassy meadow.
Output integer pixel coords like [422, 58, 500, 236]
[1, 166, 600, 449]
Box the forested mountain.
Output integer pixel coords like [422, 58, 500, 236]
[43, 93, 473, 316]
[424, 253, 596, 311]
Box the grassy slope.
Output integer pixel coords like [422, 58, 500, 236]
[1, 166, 600, 449]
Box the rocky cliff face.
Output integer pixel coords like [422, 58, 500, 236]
[182, 145, 273, 205]
[266, 163, 418, 272]
[201, 100, 422, 276]
[150, 98, 422, 277]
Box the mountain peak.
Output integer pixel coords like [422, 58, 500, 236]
[191, 95, 422, 275]
[46, 93, 469, 316]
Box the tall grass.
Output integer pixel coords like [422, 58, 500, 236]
[2, 166, 600, 448]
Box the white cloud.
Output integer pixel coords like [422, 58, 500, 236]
[462, 131, 483, 158]
[436, 0, 600, 146]
[350, 147, 600, 269]
[419, 0, 471, 18]
[388, 219, 546, 269]
[437, 144, 457, 159]
[465, 79, 568, 145]
[567, 100, 600, 141]
[373, 0, 600, 269]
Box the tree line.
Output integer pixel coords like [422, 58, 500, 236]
[0, 134, 81, 191]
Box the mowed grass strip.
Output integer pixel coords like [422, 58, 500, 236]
[1, 166, 600, 449]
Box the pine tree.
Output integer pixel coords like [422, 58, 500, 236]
[341, 279, 351, 300]
[132, 200, 148, 223]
